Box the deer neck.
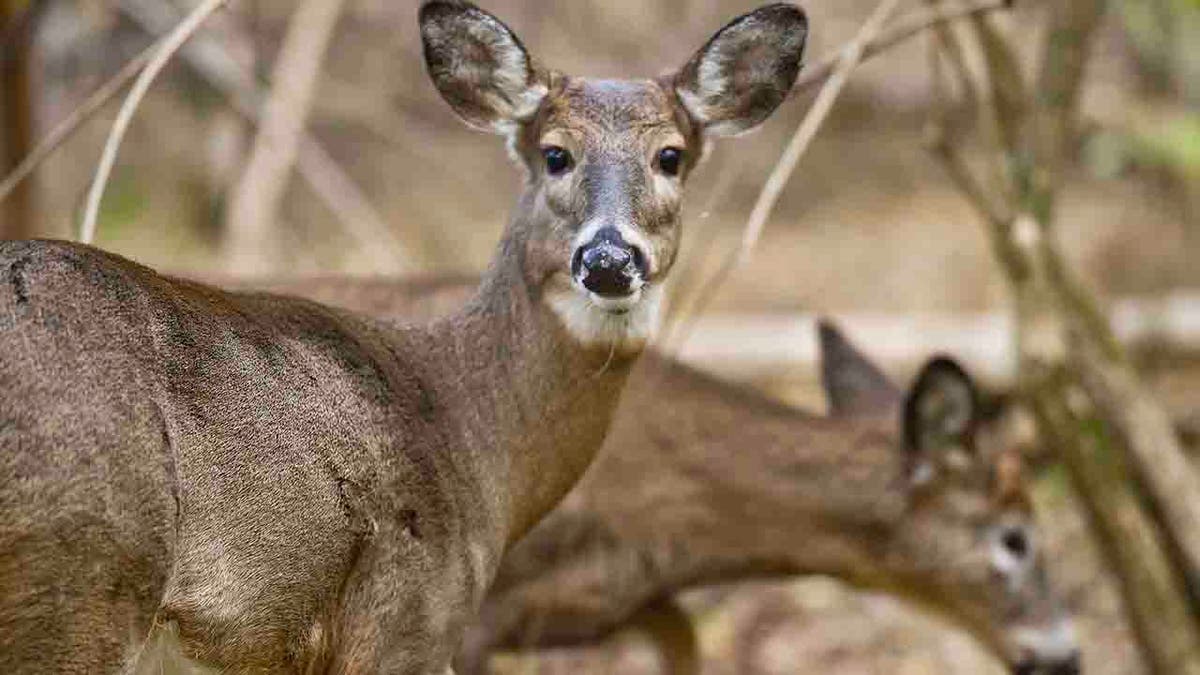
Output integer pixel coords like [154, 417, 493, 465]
[594, 359, 910, 596]
[407, 208, 643, 549]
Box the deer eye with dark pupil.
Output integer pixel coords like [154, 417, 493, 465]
[542, 146, 572, 175]
[658, 147, 683, 176]
[1002, 528, 1029, 558]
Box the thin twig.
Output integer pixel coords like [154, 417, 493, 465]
[791, 0, 1010, 95]
[0, 41, 156, 206]
[79, 0, 229, 244]
[666, 0, 906, 352]
[918, 0, 980, 114]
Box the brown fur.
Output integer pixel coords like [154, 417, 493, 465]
[0, 3, 806, 673]
[256, 276, 1077, 674]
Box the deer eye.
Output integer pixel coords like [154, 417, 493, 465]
[1001, 527, 1029, 559]
[542, 146, 572, 175]
[657, 147, 683, 176]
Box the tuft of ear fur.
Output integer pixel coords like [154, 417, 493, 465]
[419, 1, 547, 134]
[817, 319, 901, 417]
[902, 357, 979, 473]
[674, 3, 808, 136]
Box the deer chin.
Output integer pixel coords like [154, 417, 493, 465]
[544, 279, 662, 353]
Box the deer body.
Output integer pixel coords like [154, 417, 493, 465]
[0, 2, 809, 673]
[260, 277, 1081, 675]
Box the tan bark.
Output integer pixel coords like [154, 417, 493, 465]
[222, 0, 347, 275]
[1, 1, 37, 239]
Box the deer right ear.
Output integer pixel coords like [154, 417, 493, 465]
[902, 357, 979, 484]
[674, 3, 808, 137]
[420, 1, 548, 134]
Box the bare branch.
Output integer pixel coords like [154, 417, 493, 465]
[1076, 342, 1200, 604]
[665, 0, 906, 352]
[222, 0, 348, 274]
[0, 41, 155, 208]
[918, 0, 980, 115]
[791, 0, 1010, 95]
[968, 10, 1029, 160]
[1030, 0, 1106, 212]
[79, 0, 230, 244]
[1, 0, 409, 270]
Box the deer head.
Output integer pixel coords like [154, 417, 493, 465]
[822, 322, 1080, 675]
[419, 1, 808, 350]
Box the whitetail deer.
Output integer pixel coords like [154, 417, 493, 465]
[254, 276, 1082, 675]
[0, 2, 806, 673]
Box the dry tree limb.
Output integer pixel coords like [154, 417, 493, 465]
[0, 0, 410, 271]
[1026, 0, 1200, 626]
[221, 0, 347, 274]
[118, 0, 412, 273]
[927, 0, 1200, 670]
[665, 0, 906, 351]
[789, 0, 1010, 95]
[918, 0, 980, 115]
[0, 36, 156, 209]
[1, 0, 39, 239]
[79, 0, 230, 244]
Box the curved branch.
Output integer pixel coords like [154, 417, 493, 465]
[79, 0, 229, 244]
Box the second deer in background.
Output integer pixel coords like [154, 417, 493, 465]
[261, 276, 1081, 675]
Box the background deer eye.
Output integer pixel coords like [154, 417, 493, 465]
[658, 147, 683, 176]
[1001, 527, 1029, 559]
[542, 146, 572, 175]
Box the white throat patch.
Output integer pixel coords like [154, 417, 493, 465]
[545, 282, 664, 352]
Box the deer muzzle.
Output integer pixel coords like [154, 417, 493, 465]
[572, 227, 647, 300]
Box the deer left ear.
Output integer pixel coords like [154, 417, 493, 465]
[674, 3, 808, 137]
[902, 357, 979, 483]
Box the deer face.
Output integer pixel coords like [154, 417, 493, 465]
[419, 1, 807, 350]
[894, 360, 1080, 675]
[818, 323, 1080, 674]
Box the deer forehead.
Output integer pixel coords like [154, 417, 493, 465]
[539, 78, 689, 148]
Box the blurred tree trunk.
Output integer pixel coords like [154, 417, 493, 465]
[222, 0, 346, 275]
[928, 1, 1200, 672]
[1, 0, 37, 240]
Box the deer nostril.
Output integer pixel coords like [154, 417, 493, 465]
[630, 245, 647, 277]
[571, 247, 584, 277]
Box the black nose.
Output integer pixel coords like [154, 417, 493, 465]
[572, 228, 646, 297]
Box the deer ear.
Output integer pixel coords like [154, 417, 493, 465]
[902, 357, 979, 483]
[420, 1, 548, 134]
[674, 3, 808, 137]
[817, 319, 901, 417]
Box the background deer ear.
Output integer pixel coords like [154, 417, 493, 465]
[674, 3, 808, 137]
[818, 319, 901, 417]
[902, 357, 979, 483]
[420, 1, 548, 134]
